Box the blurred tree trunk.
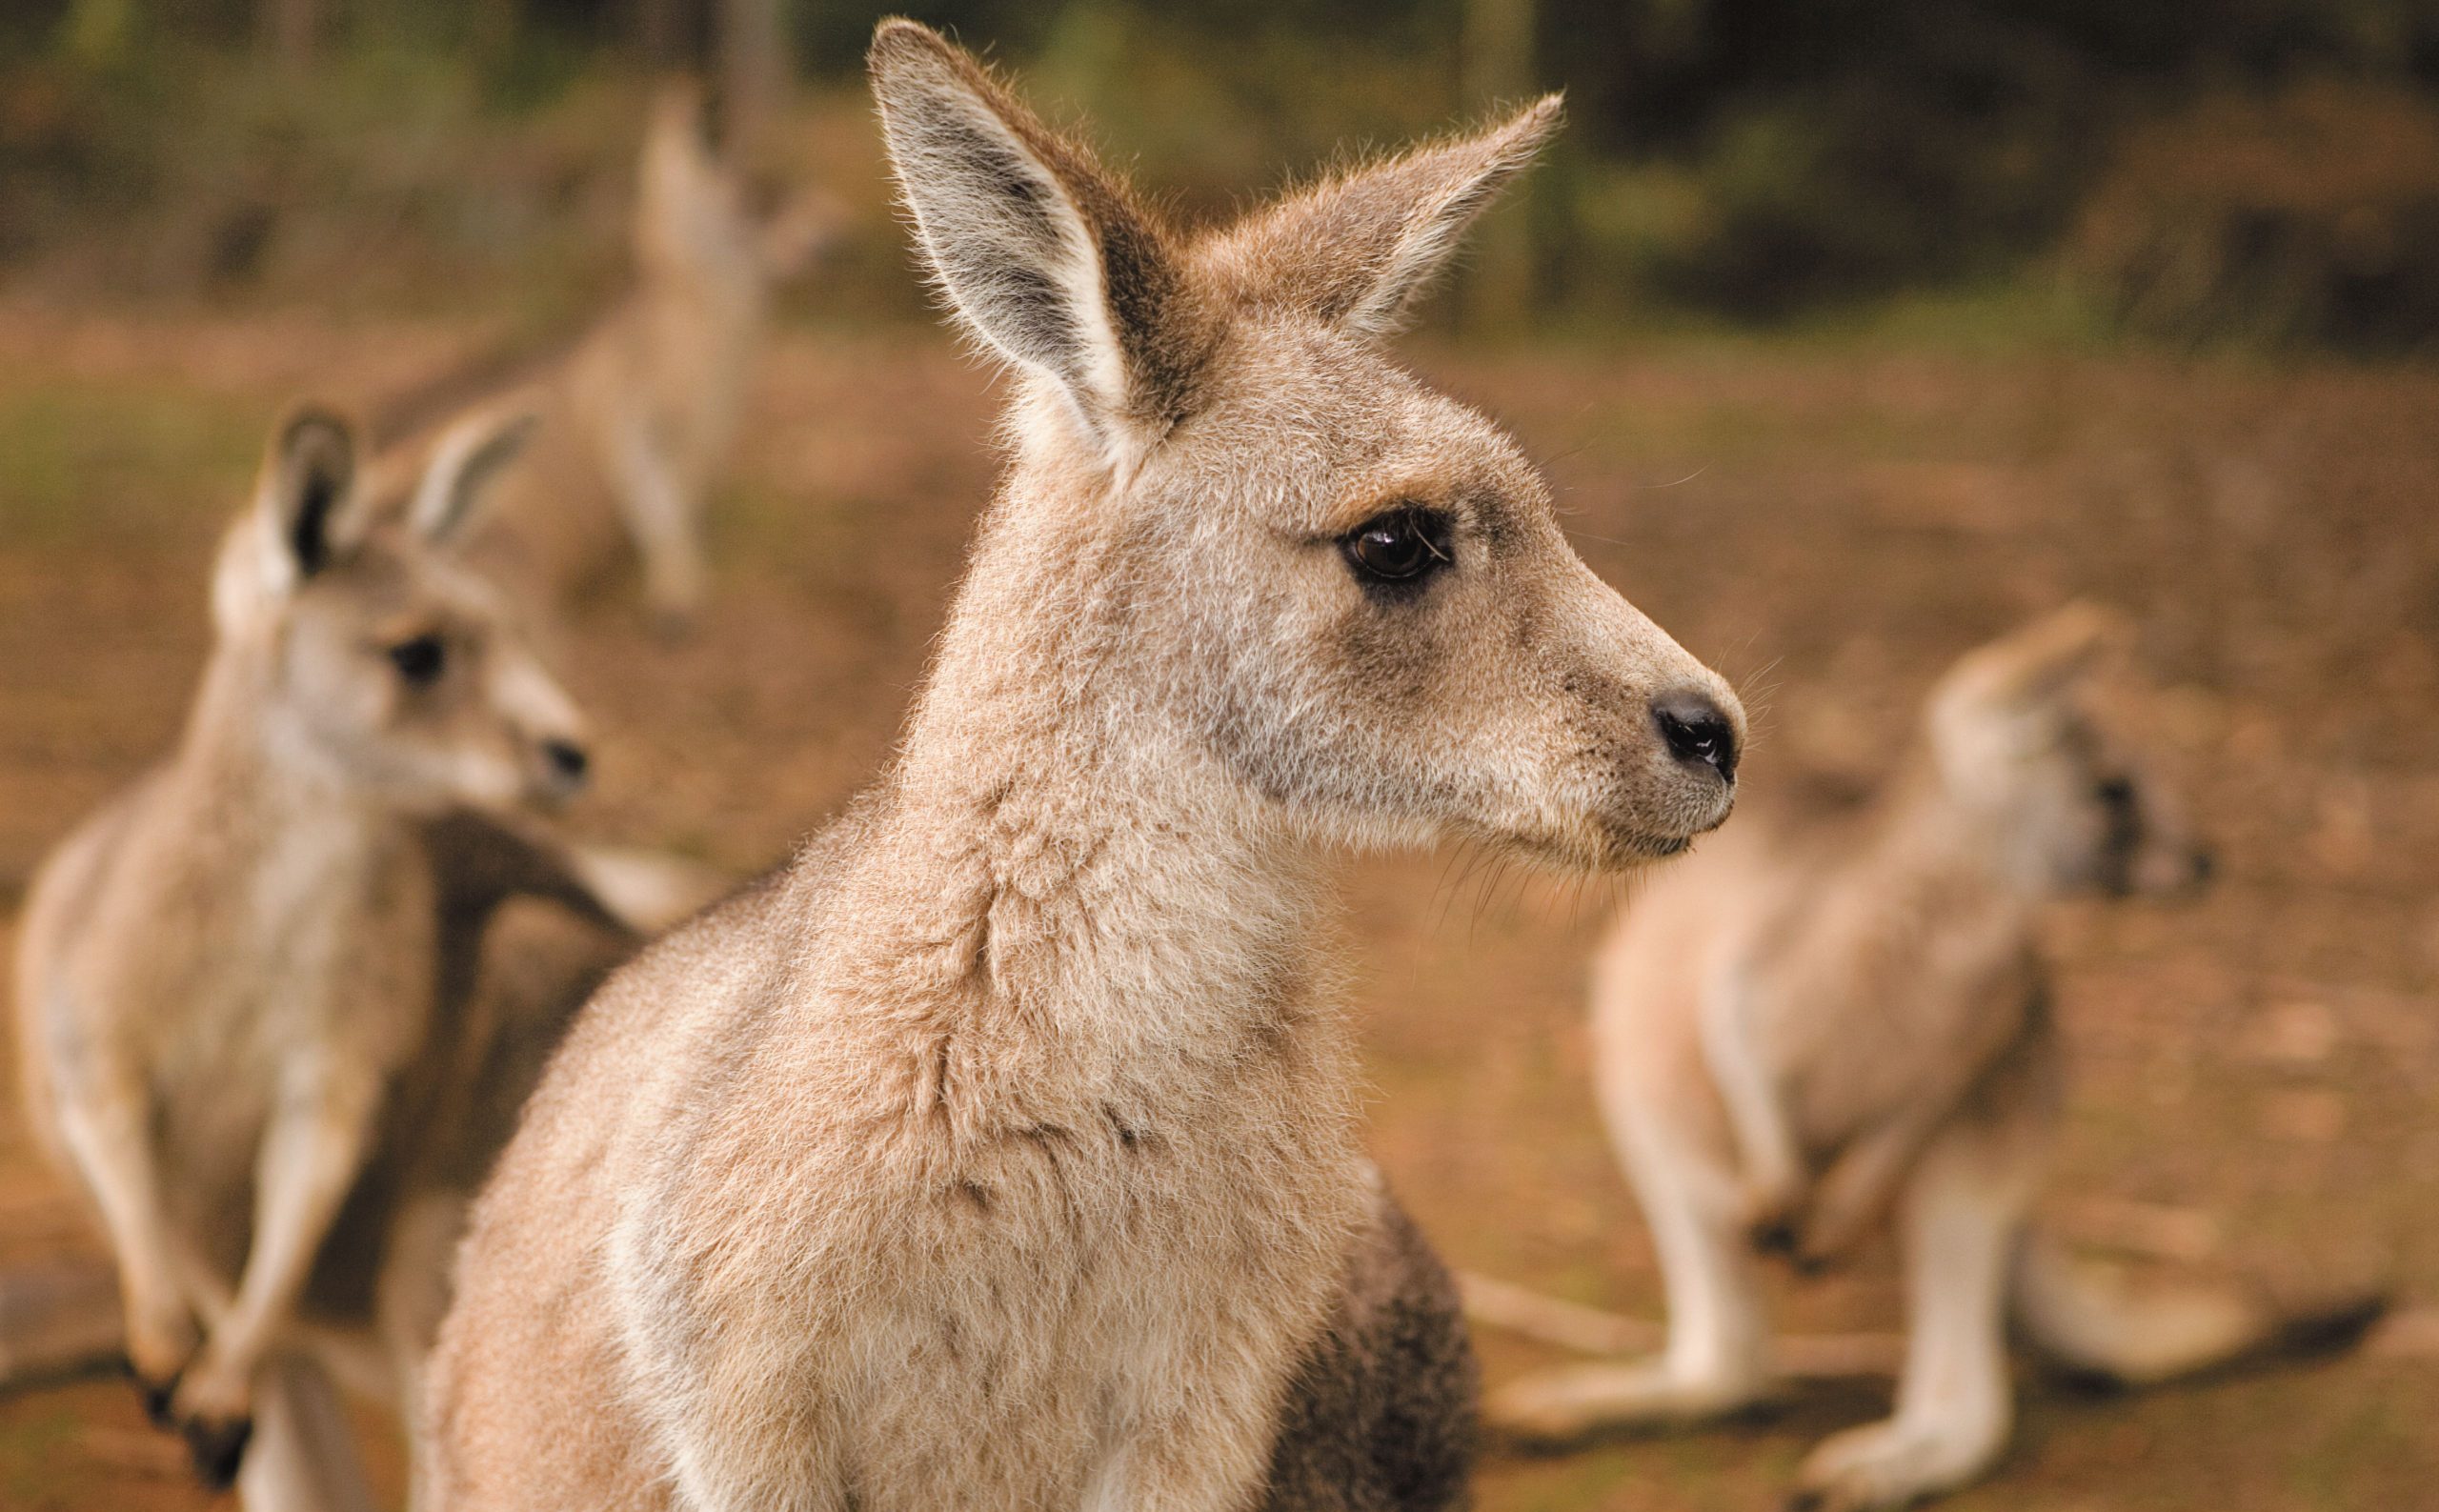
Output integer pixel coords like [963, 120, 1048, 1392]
[261, 0, 321, 72]
[58, 0, 133, 67]
[1462, 0, 1539, 333]
[718, 0, 792, 160]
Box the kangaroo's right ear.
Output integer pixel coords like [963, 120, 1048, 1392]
[254, 405, 363, 580]
[868, 19, 1207, 467]
[214, 406, 360, 633]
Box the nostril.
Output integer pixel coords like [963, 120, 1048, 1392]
[543, 739, 590, 785]
[1653, 692, 1740, 782]
[2190, 848, 2216, 886]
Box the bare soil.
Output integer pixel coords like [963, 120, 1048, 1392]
[2, 301, 2433, 1510]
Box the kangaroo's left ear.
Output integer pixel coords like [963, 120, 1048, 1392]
[1204, 94, 1562, 338]
[1940, 602, 2135, 717]
[869, 20, 1209, 465]
[410, 406, 539, 545]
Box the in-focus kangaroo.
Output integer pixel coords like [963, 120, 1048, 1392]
[1489, 605, 2386, 1511]
[10, 401, 712, 1508]
[424, 21, 1744, 1512]
[391, 82, 834, 633]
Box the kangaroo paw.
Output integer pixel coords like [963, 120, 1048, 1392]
[182, 1413, 252, 1490]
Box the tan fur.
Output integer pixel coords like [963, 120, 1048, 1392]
[424, 23, 1743, 1512]
[445, 82, 833, 633]
[1489, 605, 2384, 1510]
[10, 402, 699, 1507]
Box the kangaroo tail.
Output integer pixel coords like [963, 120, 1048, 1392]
[2009, 1226, 2387, 1388]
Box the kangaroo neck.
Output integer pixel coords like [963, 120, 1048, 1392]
[159, 642, 394, 882]
[833, 470, 1335, 1088]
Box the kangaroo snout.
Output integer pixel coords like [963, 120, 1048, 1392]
[529, 733, 592, 805]
[1652, 688, 1741, 784]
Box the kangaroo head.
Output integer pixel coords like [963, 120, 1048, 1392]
[870, 21, 1741, 867]
[636, 80, 760, 290]
[1928, 603, 2214, 898]
[209, 403, 592, 814]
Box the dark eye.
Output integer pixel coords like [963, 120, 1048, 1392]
[2094, 776, 2136, 810]
[1340, 508, 1451, 589]
[388, 635, 446, 685]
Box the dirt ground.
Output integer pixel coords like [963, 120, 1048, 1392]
[2, 298, 2435, 1510]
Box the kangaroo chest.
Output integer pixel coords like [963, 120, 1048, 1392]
[1734, 888, 2039, 1159]
[140, 831, 440, 1197]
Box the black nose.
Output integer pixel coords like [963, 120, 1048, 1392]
[1653, 692, 1740, 782]
[543, 739, 590, 786]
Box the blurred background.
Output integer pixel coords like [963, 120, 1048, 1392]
[4, 3, 2438, 1510]
[10, 0, 2439, 342]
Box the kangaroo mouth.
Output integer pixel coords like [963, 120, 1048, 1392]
[1495, 816, 1706, 872]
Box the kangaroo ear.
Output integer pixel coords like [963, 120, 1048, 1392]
[1939, 603, 2134, 717]
[1208, 95, 1562, 338]
[410, 405, 539, 545]
[636, 79, 727, 263]
[215, 405, 360, 634]
[258, 405, 358, 578]
[869, 20, 1204, 461]
[1929, 603, 2133, 788]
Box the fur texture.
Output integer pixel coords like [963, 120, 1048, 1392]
[10, 403, 706, 1508]
[1488, 605, 2386, 1511]
[424, 22, 1741, 1512]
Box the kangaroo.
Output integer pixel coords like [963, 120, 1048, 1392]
[10, 400, 710, 1508]
[393, 82, 834, 634]
[422, 22, 1743, 1512]
[1486, 605, 2387, 1510]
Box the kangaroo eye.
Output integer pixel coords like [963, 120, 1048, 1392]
[388, 635, 447, 685]
[1341, 508, 1451, 588]
[2094, 776, 2136, 809]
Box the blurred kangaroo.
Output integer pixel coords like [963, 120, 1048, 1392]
[423, 21, 1744, 1512]
[389, 82, 834, 633]
[10, 402, 718, 1509]
[1489, 605, 2386, 1511]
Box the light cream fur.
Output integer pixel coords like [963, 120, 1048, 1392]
[10, 402, 707, 1508]
[1489, 605, 2384, 1511]
[422, 21, 1743, 1512]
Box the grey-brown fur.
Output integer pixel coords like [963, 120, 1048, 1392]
[9, 402, 711, 1509]
[424, 21, 1742, 1512]
[1489, 606, 2387, 1511]
[1262, 1180, 1478, 1512]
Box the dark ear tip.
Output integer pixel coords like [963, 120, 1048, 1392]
[272, 402, 358, 470]
[278, 401, 353, 439]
